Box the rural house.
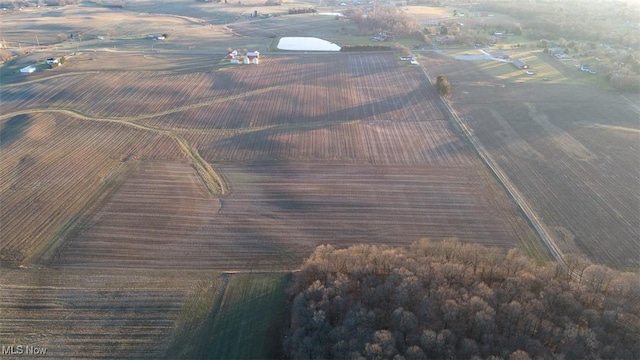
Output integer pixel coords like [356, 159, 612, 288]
[225, 49, 238, 59]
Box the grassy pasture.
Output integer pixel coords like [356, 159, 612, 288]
[477, 51, 576, 84]
[440, 47, 614, 87]
[200, 273, 290, 359]
[167, 273, 290, 359]
[404, 5, 451, 19]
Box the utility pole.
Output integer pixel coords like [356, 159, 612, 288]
[35, 35, 40, 47]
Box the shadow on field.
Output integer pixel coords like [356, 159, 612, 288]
[0, 114, 31, 147]
[206, 81, 431, 158]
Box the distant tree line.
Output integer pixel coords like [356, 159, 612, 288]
[344, 7, 420, 35]
[288, 7, 316, 14]
[340, 45, 394, 52]
[284, 240, 639, 359]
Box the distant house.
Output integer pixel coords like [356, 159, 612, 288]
[372, 32, 388, 41]
[46, 57, 59, 65]
[580, 64, 590, 72]
[512, 59, 529, 69]
[20, 65, 36, 73]
[226, 49, 238, 59]
[400, 55, 413, 61]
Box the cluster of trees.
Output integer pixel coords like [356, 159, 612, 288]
[434, 22, 519, 47]
[609, 74, 640, 92]
[284, 240, 639, 359]
[288, 7, 316, 14]
[340, 45, 394, 52]
[436, 75, 451, 97]
[344, 7, 420, 35]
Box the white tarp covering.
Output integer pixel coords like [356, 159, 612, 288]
[277, 37, 341, 51]
[20, 65, 36, 73]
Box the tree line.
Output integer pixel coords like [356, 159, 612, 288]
[283, 240, 639, 359]
[344, 7, 420, 35]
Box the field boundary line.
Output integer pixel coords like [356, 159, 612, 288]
[418, 65, 567, 268]
[0, 108, 227, 195]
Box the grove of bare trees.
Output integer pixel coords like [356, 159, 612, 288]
[284, 240, 639, 359]
[344, 7, 420, 35]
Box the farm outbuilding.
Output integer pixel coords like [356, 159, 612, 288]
[239, 51, 259, 64]
[512, 59, 529, 69]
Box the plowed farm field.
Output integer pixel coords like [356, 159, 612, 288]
[420, 52, 640, 269]
[3, 49, 597, 357]
[2, 52, 543, 271]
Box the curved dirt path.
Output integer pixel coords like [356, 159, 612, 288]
[0, 108, 226, 195]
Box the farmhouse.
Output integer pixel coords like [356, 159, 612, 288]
[225, 50, 238, 59]
[372, 32, 388, 41]
[512, 59, 529, 69]
[20, 65, 36, 73]
[46, 57, 59, 65]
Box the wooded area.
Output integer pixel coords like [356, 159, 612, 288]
[285, 240, 639, 359]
